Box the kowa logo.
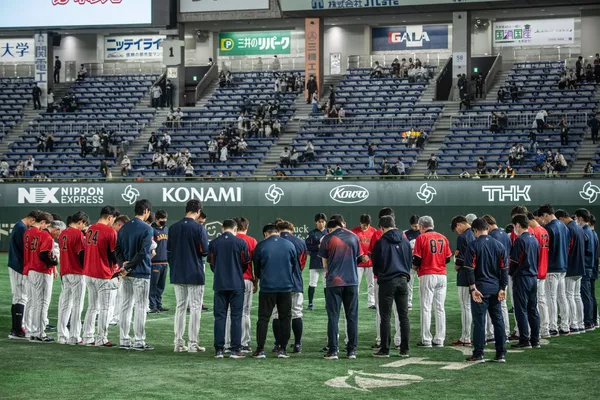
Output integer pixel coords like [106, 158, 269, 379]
[388, 26, 431, 48]
[18, 187, 104, 204]
[163, 187, 242, 203]
[330, 185, 369, 204]
[481, 185, 531, 202]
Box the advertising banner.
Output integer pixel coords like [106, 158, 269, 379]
[104, 35, 165, 61]
[218, 31, 291, 56]
[0, 0, 152, 29]
[0, 180, 599, 251]
[0, 39, 35, 63]
[305, 18, 321, 97]
[180, 0, 269, 13]
[34, 33, 48, 107]
[280, 0, 502, 12]
[493, 18, 575, 47]
[372, 25, 449, 51]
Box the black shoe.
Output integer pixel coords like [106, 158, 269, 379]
[416, 341, 432, 348]
[271, 345, 281, 353]
[202, 305, 209, 311]
[368, 305, 376, 310]
[158, 307, 169, 312]
[432, 342, 444, 348]
[465, 355, 485, 363]
[531, 343, 541, 349]
[371, 343, 381, 350]
[372, 350, 390, 358]
[559, 329, 571, 336]
[132, 344, 154, 351]
[511, 342, 532, 349]
[293, 344, 302, 353]
[46, 324, 56, 331]
[148, 308, 160, 314]
[321, 346, 329, 352]
[492, 354, 506, 363]
[508, 332, 519, 341]
[508, 307, 514, 314]
[549, 329, 560, 337]
[399, 350, 410, 357]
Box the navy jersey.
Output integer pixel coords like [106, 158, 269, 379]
[592, 229, 599, 280]
[545, 219, 570, 273]
[151, 224, 168, 264]
[582, 224, 595, 277]
[319, 228, 361, 287]
[489, 227, 512, 268]
[305, 228, 327, 270]
[280, 232, 308, 292]
[463, 235, 508, 296]
[253, 235, 298, 293]
[167, 217, 209, 285]
[8, 220, 27, 274]
[404, 228, 420, 243]
[510, 232, 540, 278]
[208, 232, 250, 291]
[565, 220, 585, 277]
[455, 228, 475, 287]
[115, 218, 154, 279]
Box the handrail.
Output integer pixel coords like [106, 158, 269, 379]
[449, 112, 589, 129]
[348, 53, 448, 69]
[484, 53, 502, 98]
[435, 57, 452, 101]
[195, 64, 218, 104]
[218, 57, 304, 73]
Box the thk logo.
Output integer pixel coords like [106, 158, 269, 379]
[18, 187, 59, 204]
[481, 185, 531, 202]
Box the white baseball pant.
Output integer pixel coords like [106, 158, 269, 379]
[225, 280, 254, 348]
[173, 284, 204, 347]
[23, 277, 33, 335]
[537, 279, 549, 337]
[108, 279, 122, 325]
[57, 274, 86, 344]
[309, 269, 326, 288]
[408, 269, 418, 308]
[28, 271, 53, 339]
[458, 286, 472, 343]
[565, 276, 583, 330]
[9, 268, 28, 305]
[357, 267, 375, 307]
[547, 272, 569, 332]
[375, 280, 401, 346]
[272, 292, 303, 319]
[83, 276, 117, 345]
[419, 274, 447, 345]
[486, 299, 510, 338]
[120, 276, 150, 347]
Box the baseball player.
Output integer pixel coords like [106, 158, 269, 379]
[589, 215, 599, 327]
[538, 204, 570, 336]
[167, 199, 209, 353]
[274, 221, 307, 353]
[8, 210, 40, 340]
[224, 217, 257, 353]
[115, 199, 154, 351]
[305, 213, 327, 310]
[149, 210, 169, 313]
[57, 212, 89, 345]
[351, 215, 377, 309]
[82, 206, 120, 347]
[413, 216, 451, 348]
[23, 212, 49, 337]
[108, 215, 130, 327]
[529, 211, 550, 338]
[209, 219, 250, 359]
[27, 213, 59, 342]
[574, 209, 595, 331]
[450, 215, 475, 347]
[510, 214, 541, 349]
[404, 215, 421, 309]
[463, 218, 508, 363]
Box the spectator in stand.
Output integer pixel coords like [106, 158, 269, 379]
[594, 53, 600, 83]
[184, 162, 194, 180]
[584, 162, 594, 177]
[558, 72, 568, 90]
[368, 143, 375, 168]
[567, 70, 577, 89]
[151, 152, 162, 169]
[148, 132, 158, 152]
[391, 58, 400, 78]
[417, 129, 427, 149]
[559, 117, 569, 146]
[576, 56, 584, 81]
[15, 160, 24, 179]
[516, 144, 526, 165]
[225, 71, 233, 87]
[391, 158, 405, 179]
[219, 145, 228, 163]
[589, 115, 600, 144]
[535, 109, 548, 133]
[272, 119, 281, 138]
[493, 163, 506, 178]
[333, 164, 344, 180]
[173, 108, 183, 128]
[528, 130, 538, 153]
[100, 159, 108, 178]
[165, 79, 174, 108]
[476, 157, 487, 177]
[290, 148, 300, 168]
[505, 164, 515, 179]
[498, 112, 508, 132]
[554, 151, 567, 177]
[380, 159, 390, 177]
[166, 156, 176, 175]
[161, 132, 171, 152]
[77, 64, 87, 81]
[92, 132, 100, 156]
[306, 75, 317, 104]
[208, 138, 218, 163]
[0, 159, 8, 178]
[120, 155, 131, 176]
[304, 141, 315, 162]
[166, 108, 175, 128]
[280, 147, 291, 168]
[264, 123, 272, 138]
[79, 133, 87, 158]
[311, 94, 319, 115]
[338, 107, 346, 124]
[543, 157, 554, 178]
[510, 83, 519, 103]
[47, 89, 55, 112]
[325, 166, 334, 180]
[426, 154, 438, 179]
[237, 138, 248, 156]
[152, 84, 162, 109]
[497, 87, 505, 103]
[371, 61, 383, 78]
[533, 150, 545, 172]
[45, 133, 55, 152]
[490, 113, 500, 134]
[475, 73, 484, 98]
[36, 133, 46, 152]
[272, 55, 280, 70]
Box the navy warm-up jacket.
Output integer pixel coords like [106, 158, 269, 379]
[167, 217, 209, 285]
[253, 235, 298, 293]
[463, 235, 509, 296]
[115, 218, 154, 279]
[545, 219, 570, 274]
[208, 232, 250, 291]
[510, 232, 540, 278]
[371, 229, 412, 284]
[566, 220, 585, 277]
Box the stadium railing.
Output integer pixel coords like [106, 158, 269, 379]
[0, 62, 165, 78]
[484, 54, 502, 96]
[502, 47, 580, 63]
[27, 122, 142, 136]
[219, 57, 305, 72]
[450, 112, 589, 129]
[348, 53, 449, 69]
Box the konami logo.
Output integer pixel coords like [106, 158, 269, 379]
[330, 185, 370, 204]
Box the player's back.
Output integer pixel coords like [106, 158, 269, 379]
[546, 219, 569, 273]
[23, 227, 40, 276]
[414, 230, 451, 276]
[532, 225, 549, 279]
[59, 227, 86, 276]
[84, 223, 117, 279]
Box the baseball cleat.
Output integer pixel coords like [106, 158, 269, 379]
[8, 330, 27, 340]
[372, 350, 390, 358]
[531, 343, 541, 349]
[174, 345, 188, 353]
[569, 328, 580, 335]
[345, 351, 357, 360]
[559, 330, 571, 336]
[368, 305, 376, 310]
[230, 351, 246, 359]
[451, 339, 472, 346]
[271, 345, 281, 353]
[399, 350, 410, 358]
[148, 308, 160, 314]
[100, 341, 115, 348]
[120, 344, 131, 350]
[188, 343, 206, 353]
[416, 341, 432, 348]
[252, 350, 266, 359]
[307, 304, 314, 311]
[46, 324, 56, 331]
[132, 344, 154, 351]
[240, 346, 252, 354]
[323, 352, 339, 360]
[511, 342, 532, 349]
[465, 355, 485, 364]
[549, 330, 560, 337]
[215, 350, 224, 359]
[293, 344, 302, 353]
[371, 343, 381, 350]
[278, 351, 290, 359]
[491, 354, 506, 363]
[158, 307, 169, 312]
[432, 342, 444, 348]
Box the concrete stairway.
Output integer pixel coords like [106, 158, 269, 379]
[570, 89, 600, 175]
[253, 119, 299, 177]
[410, 102, 459, 177]
[51, 82, 73, 101]
[484, 63, 514, 101]
[195, 80, 219, 108]
[0, 105, 45, 156]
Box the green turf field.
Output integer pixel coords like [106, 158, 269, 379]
[1, 254, 599, 400]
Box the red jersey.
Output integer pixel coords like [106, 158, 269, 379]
[532, 225, 549, 279]
[238, 233, 258, 281]
[23, 227, 39, 276]
[510, 227, 534, 243]
[59, 227, 86, 276]
[351, 226, 378, 267]
[413, 230, 452, 277]
[368, 229, 383, 254]
[83, 222, 117, 280]
[28, 229, 56, 275]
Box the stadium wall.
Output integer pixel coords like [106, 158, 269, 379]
[0, 180, 598, 252]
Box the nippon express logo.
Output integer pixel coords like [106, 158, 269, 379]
[330, 185, 369, 204]
[220, 38, 234, 52]
[18, 187, 104, 204]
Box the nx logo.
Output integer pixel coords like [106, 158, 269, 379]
[579, 181, 600, 204]
[121, 185, 140, 205]
[265, 184, 284, 205]
[482, 185, 531, 202]
[416, 183, 436, 204]
[330, 185, 369, 204]
[18, 188, 59, 204]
